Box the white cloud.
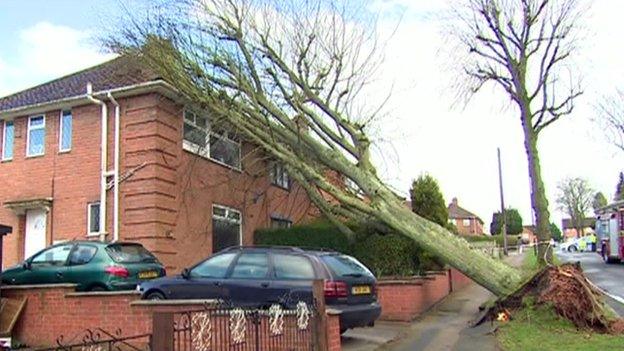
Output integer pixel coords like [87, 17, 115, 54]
[0, 22, 114, 96]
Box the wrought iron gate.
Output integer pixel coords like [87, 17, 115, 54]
[171, 301, 318, 351]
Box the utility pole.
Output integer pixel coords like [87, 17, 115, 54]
[497, 148, 508, 255]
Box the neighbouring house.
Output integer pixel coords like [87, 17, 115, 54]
[447, 198, 484, 235]
[521, 225, 537, 244]
[0, 56, 320, 272]
[561, 217, 596, 240]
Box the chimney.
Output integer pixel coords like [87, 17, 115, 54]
[452, 197, 458, 206]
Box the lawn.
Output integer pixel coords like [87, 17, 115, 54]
[496, 250, 624, 350]
[497, 304, 624, 351]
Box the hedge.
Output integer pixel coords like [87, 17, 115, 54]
[254, 220, 442, 277]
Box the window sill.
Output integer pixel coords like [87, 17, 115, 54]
[86, 232, 106, 238]
[59, 149, 71, 154]
[25, 154, 45, 159]
[1, 158, 12, 163]
[182, 146, 242, 173]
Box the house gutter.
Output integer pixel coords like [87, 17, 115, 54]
[108, 92, 121, 243]
[86, 83, 108, 242]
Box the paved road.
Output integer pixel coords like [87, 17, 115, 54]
[556, 249, 624, 316]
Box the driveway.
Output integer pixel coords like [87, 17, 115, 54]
[556, 249, 624, 316]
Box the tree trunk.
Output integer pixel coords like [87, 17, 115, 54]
[522, 121, 553, 265]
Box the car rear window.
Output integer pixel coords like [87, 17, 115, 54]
[105, 244, 158, 263]
[321, 254, 374, 278]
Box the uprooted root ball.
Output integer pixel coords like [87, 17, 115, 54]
[490, 263, 623, 333]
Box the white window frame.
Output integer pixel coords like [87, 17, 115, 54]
[59, 110, 72, 152]
[462, 219, 471, 226]
[212, 204, 243, 245]
[26, 115, 46, 157]
[2, 120, 14, 161]
[270, 216, 293, 229]
[182, 109, 242, 170]
[87, 202, 101, 236]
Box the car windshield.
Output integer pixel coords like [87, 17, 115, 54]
[105, 244, 158, 263]
[321, 254, 374, 278]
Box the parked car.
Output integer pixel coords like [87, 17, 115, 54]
[138, 246, 381, 332]
[559, 236, 591, 252]
[1, 241, 165, 291]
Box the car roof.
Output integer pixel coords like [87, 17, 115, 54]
[221, 245, 340, 256]
[52, 240, 144, 247]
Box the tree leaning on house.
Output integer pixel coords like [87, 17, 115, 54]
[409, 174, 449, 227]
[452, 0, 584, 265]
[615, 172, 624, 201]
[106, 0, 526, 297]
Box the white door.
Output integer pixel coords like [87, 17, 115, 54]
[25, 209, 47, 259]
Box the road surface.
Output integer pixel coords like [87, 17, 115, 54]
[557, 249, 624, 316]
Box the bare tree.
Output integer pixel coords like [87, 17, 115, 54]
[106, 0, 524, 296]
[452, 0, 584, 265]
[597, 89, 624, 152]
[556, 177, 593, 238]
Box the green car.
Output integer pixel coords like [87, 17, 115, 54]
[1, 241, 165, 291]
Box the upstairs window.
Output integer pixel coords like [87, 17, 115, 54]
[59, 110, 72, 152]
[271, 217, 292, 229]
[462, 219, 471, 226]
[183, 110, 241, 169]
[270, 162, 290, 189]
[87, 202, 101, 235]
[2, 120, 14, 160]
[27, 115, 45, 157]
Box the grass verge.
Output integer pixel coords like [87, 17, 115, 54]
[497, 304, 624, 351]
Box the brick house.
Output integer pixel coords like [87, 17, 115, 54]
[0, 56, 318, 272]
[447, 198, 484, 235]
[561, 217, 595, 240]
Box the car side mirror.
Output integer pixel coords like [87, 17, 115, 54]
[181, 268, 190, 280]
[22, 261, 32, 270]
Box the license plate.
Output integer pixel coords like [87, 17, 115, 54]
[352, 286, 371, 295]
[138, 271, 159, 279]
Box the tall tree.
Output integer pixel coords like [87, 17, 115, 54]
[453, 0, 583, 265]
[592, 191, 608, 211]
[597, 89, 624, 153]
[615, 172, 624, 201]
[107, 0, 524, 296]
[490, 208, 523, 235]
[556, 177, 593, 239]
[409, 174, 448, 227]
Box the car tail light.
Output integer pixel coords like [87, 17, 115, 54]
[324, 280, 348, 298]
[105, 266, 129, 278]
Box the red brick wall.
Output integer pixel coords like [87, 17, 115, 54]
[1, 92, 318, 271]
[454, 218, 484, 235]
[2, 285, 338, 350]
[377, 270, 473, 322]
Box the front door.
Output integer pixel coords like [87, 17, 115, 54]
[25, 209, 47, 260]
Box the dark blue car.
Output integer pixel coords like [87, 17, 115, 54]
[138, 246, 381, 332]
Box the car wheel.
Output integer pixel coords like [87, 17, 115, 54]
[568, 246, 577, 252]
[146, 291, 166, 300]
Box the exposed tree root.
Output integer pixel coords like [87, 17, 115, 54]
[486, 263, 624, 334]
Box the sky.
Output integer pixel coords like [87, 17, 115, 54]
[0, 0, 622, 232]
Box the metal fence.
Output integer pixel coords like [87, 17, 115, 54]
[32, 328, 151, 351]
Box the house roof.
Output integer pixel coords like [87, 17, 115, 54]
[447, 198, 483, 224]
[0, 56, 161, 113]
[561, 217, 596, 230]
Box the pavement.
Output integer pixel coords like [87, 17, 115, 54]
[342, 253, 525, 351]
[556, 249, 624, 316]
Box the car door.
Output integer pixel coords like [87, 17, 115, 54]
[222, 252, 272, 306]
[25, 244, 74, 284]
[168, 252, 238, 299]
[65, 244, 100, 290]
[269, 253, 316, 307]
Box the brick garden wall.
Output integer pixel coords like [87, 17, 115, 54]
[1, 284, 340, 350]
[377, 269, 474, 322]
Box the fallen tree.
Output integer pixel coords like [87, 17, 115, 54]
[106, 0, 620, 330]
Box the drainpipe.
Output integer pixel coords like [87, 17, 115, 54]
[108, 92, 120, 243]
[86, 83, 108, 242]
